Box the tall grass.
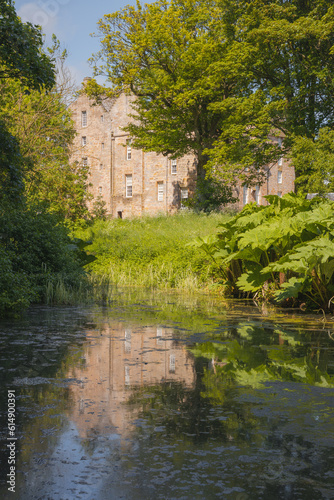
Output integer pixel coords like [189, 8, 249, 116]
[75, 211, 231, 293]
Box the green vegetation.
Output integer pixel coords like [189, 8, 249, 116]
[90, 0, 334, 207]
[194, 194, 334, 311]
[0, 1, 91, 316]
[75, 211, 231, 291]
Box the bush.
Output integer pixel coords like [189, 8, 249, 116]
[0, 208, 89, 314]
[193, 193, 334, 310]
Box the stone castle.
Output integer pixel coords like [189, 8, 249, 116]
[69, 81, 295, 218]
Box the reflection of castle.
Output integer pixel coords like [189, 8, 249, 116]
[67, 324, 195, 440]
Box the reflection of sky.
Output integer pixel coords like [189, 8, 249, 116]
[1, 300, 334, 499]
[19, 424, 127, 500]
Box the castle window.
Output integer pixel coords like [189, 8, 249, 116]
[157, 182, 164, 202]
[101, 115, 104, 123]
[101, 142, 104, 151]
[243, 185, 248, 205]
[125, 174, 132, 198]
[171, 159, 177, 175]
[169, 354, 176, 373]
[81, 136, 86, 146]
[124, 328, 131, 353]
[278, 170, 282, 184]
[82, 157, 88, 167]
[277, 191, 282, 198]
[99, 163, 103, 170]
[180, 188, 188, 209]
[126, 139, 132, 160]
[278, 157, 283, 166]
[81, 111, 87, 127]
[255, 184, 260, 204]
[99, 186, 102, 195]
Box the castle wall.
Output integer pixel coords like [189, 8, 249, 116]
[69, 89, 295, 218]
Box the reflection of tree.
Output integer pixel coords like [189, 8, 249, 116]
[127, 355, 259, 446]
[0, 310, 90, 492]
[191, 323, 334, 397]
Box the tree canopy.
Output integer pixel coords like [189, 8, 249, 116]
[90, 0, 334, 203]
[0, 0, 55, 89]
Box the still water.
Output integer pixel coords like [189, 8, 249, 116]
[0, 289, 333, 499]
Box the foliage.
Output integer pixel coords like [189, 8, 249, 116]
[0, 72, 91, 223]
[89, 0, 281, 208]
[0, 0, 55, 89]
[0, 2, 92, 315]
[0, 120, 25, 206]
[193, 193, 334, 310]
[290, 127, 334, 194]
[0, 209, 90, 315]
[75, 211, 230, 291]
[90, 0, 334, 204]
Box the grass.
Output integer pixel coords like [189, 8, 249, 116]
[75, 211, 232, 293]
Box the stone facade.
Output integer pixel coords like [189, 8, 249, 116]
[69, 85, 295, 218]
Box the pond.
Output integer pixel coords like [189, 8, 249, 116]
[0, 289, 334, 499]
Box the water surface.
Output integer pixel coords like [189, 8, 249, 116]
[0, 290, 333, 499]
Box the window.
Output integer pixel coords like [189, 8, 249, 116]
[278, 157, 283, 166]
[101, 142, 104, 151]
[124, 329, 131, 353]
[125, 365, 130, 386]
[243, 185, 248, 205]
[126, 139, 132, 160]
[99, 163, 103, 170]
[101, 115, 104, 123]
[278, 137, 283, 148]
[157, 327, 163, 346]
[81, 136, 86, 146]
[277, 191, 282, 198]
[82, 157, 88, 167]
[157, 182, 164, 202]
[255, 184, 260, 205]
[81, 111, 87, 127]
[98, 186, 102, 195]
[278, 170, 282, 184]
[169, 354, 176, 373]
[125, 174, 132, 198]
[171, 159, 177, 175]
[180, 188, 188, 209]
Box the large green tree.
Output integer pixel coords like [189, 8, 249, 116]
[0, 0, 55, 89]
[91, 0, 334, 200]
[0, 77, 91, 221]
[90, 0, 270, 207]
[207, 0, 334, 192]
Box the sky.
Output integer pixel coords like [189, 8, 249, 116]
[14, 0, 152, 87]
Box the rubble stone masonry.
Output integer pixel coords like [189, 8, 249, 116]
[69, 86, 295, 218]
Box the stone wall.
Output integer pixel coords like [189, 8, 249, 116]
[69, 89, 295, 218]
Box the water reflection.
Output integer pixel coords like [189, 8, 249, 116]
[0, 294, 333, 499]
[67, 324, 195, 443]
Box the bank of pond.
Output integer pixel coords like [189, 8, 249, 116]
[2, 194, 334, 316]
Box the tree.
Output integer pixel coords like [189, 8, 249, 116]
[207, 0, 334, 188]
[290, 127, 334, 195]
[0, 77, 91, 221]
[90, 0, 334, 202]
[90, 0, 264, 207]
[0, 0, 55, 90]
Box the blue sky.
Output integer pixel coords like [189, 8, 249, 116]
[14, 0, 152, 86]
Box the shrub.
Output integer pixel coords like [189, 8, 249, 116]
[193, 193, 334, 310]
